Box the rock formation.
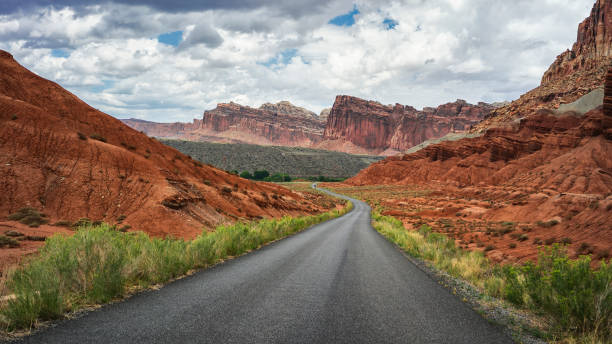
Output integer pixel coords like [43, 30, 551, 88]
[259, 101, 319, 120]
[124, 97, 492, 155]
[319, 108, 331, 122]
[476, 0, 612, 131]
[123, 102, 327, 147]
[0, 50, 319, 245]
[322, 97, 494, 155]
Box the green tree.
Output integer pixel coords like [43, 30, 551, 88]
[253, 170, 270, 180]
[240, 171, 253, 179]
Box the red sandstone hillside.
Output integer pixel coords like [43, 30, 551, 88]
[476, 0, 612, 131]
[123, 98, 493, 156]
[344, 0, 612, 263]
[0, 50, 323, 267]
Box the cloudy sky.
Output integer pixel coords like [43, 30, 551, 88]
[0, 0, 594, 122]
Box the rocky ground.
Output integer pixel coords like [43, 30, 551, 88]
[325, 183, 611, 266]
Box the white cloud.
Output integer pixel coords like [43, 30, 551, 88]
[0, 0, 596, 122]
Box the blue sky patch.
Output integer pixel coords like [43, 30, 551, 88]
[158, 31, 183, 46]
[259, 48, 298, 67]
[51, 49, 70, 58]
[383, 18, 398, 30]
[91, 80, 115, 93]
[329, 5, 359, 27]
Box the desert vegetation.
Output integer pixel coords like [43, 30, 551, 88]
[0, 202, 352, 332]
[161, 139, 382, 179]
[372, 212, 611, 342]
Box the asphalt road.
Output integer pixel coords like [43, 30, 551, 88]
[17, 186, 513, 344]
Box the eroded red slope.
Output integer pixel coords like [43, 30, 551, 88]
[0, 50, 319, 242]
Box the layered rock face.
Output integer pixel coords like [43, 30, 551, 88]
[541, 0, 612, 85]
[0, 50, 318, 245]
[323, 96, 494, 154]
[123, 101, 326, 147]
[476, 0, 612, 130]
[259, 101, 320, 120]
[194, 102, 326, 146]
[124, 98, 493, 155]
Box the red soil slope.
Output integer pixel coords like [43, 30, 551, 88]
[0, 50, 321, 246]
[345, 106, 611, 263]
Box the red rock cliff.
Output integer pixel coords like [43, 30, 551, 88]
[123, 102, 326, 147]
[477, 0, 612, 130]
[542, 0, 612, 85]
[323, 96, 494, 154]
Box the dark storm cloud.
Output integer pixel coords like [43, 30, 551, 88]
[0, 0, 334, 16]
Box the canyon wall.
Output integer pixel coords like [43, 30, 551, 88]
[322, 96, 493, 154]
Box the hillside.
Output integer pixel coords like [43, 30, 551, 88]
[0, 50, 321, 268]
[342, 0, 612, 265]
[161, 140, 383, 178]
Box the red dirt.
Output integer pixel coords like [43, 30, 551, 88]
[342, 107, 611, 263]
[0, 50, 323, 268]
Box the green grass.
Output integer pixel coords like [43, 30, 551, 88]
[0, 202, 352, 331]
[372, 212, 611, 342]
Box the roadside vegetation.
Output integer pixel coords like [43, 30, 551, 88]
[0, 202, 353, 332]
[372, 212, 611, 343]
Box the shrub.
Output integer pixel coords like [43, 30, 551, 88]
[10, 114, 17, 120]
[533, 237, 543, 245]
[89, 134, 106, 143]
[77, 132, 87, 140]
[240, 171, 253, 179]
[518, 234, 528, 242]
[116, 215, 127, 223]
[0, 235, 20, 248]
[53, 220, 72, 227]
[484, 245, 495, 252]
[508, 243, 517, 249]
[8, 208, 49, 227]
[502, 245, 612, 337]
[537, 220, 559, 228]
[253, 170, 270, 180]
[560, 237, 572, 245]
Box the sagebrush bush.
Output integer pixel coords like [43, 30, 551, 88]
[1, 202, 353, 331]
[7, 208, 49, 227]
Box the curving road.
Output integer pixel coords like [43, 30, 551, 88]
[16, 186, 513, 344]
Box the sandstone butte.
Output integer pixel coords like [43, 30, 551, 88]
[123, 98, 494, 156]
[344, 0, 612, 264]
[0, 50, 324, 270]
